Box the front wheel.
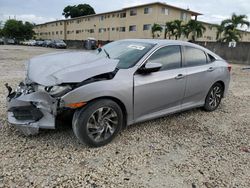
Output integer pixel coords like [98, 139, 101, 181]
[204, 83, 224, 111]
[72, 99, 123, 147]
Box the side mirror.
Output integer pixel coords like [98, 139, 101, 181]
[138, 62, 162, 74]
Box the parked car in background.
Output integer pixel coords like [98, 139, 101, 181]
[28, 40, 36, 46]
[35, 40, 44, 46]
[7, 39, 15, 45]
[51, 39, 67, 49]
[42, 40, 52, 47]
[84, 38, 97, 50]
[0, 38, 4, 45]
[6, 39, 231, 147]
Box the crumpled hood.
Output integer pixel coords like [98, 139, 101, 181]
[27, 51, 119, 86]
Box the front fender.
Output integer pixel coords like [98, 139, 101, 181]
[61, 71, 134, 124]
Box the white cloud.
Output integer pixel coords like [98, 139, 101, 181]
[0, 14, 57, 24]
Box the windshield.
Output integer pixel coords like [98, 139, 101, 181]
[95, 41, 155, 69]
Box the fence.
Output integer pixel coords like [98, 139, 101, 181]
[196, 42, 250, 65]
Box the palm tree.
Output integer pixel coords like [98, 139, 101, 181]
[164, 21, 174, 39]
[172, 20, 183, 40]
[221, 13, 250, 42]
[222, 25, 241, 42]
[215, 24, 225, 41]
[151, 23, 163, 38]
[222, 13, 250, 29]
[183, 20, 206, 41]
[164, 20, 183, 40]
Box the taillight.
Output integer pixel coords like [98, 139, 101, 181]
[228, 64, 232, 72]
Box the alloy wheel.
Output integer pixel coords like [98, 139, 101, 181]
[86, 107, 118, 142]
[208, 86, 222, 108]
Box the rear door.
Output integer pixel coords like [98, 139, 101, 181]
[182, 46, 217, 107]
[133, 45, 187, 122]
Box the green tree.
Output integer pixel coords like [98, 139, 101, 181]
[215, 24, 225, 41]
[220, 13, 250, 42]
[62, 4, 95, 18]
[164, 21, 175, 39]
[3, 19, 35, 40]
[222, 13, 250, 29]
[222, 27, 241, 42]
[164, 20, 183, 40]
[151, 23, 163, 38]
[172, 20, 183, 40]
[183, 20, 206, 41]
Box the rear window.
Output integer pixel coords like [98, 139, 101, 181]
[184, 46, 207, 67]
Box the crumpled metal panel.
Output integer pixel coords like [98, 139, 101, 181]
[27, 51, 119, 86]
[7, 91, 57, 135]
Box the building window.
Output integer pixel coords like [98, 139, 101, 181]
[52, 32, 54, 35]
[119, 27, 126, 32]
[56, 31, 58, 35]
[129, 25, 136, 32]
[144, 7, 152, 14]
[112, 27, 115, 31]
[130, 9, 137, 16]
[56, 23, 58, 26]
[89, 29, 94, 33]
[112, 14, 115, 17]
[120, 12, 126, 18]
[60, 31, 63, 35]
[60, 22, 63, 25]
[99, 28, 106, 33]
[143, 24, 151, 31]
[180, 12, 187, 21]
[76, 30, 81, 34]
[161, 8, 169, 15]
[99, 16, 104, 21]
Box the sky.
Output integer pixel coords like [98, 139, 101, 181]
[0, 0, 250, 29]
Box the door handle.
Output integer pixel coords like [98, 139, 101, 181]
[207, 67, 215, 72]
[175, 74, 185, 80]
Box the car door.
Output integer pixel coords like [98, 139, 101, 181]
[182, 46, 217, 108]
[133, 45, 187, 122]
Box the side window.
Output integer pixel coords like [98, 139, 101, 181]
[207, 53, 216, 63]
[147, 45, 182, 71]
[184, 46, 207, 67]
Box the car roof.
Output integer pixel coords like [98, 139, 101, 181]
[120, 39, 222, 60]
[121, 39, 199, 47]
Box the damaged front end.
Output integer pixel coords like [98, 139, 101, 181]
[6, 82, 58, 135]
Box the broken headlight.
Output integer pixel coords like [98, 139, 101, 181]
[45, 85, 72, 97]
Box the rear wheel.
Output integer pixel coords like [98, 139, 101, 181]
[204, 83, 224, 111]
[72, 99, 123, 147]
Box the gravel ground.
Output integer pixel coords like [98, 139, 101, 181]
[0, 45, 249, 188]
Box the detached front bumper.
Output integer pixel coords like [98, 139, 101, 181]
[6, 84, 58, 135]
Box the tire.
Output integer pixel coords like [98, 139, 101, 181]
[204, 82, 224, 111]
[72, 99, 123, 147]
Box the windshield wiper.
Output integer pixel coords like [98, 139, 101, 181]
[103, 48, 110, 59]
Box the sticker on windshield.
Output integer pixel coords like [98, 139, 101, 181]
[128, 45, 145, 50]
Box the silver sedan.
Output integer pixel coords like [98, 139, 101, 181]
[6, 39, 231, 147]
